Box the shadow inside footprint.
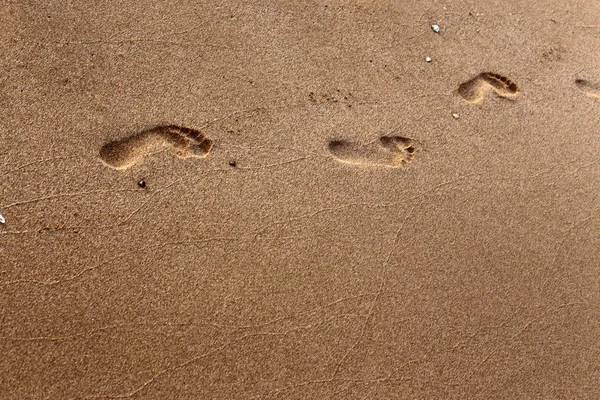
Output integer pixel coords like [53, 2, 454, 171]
[458, 72, 519, 103]
[328, 136, 416, 168]
[100, 125, 213, 170]
[575, 79, 600, 98]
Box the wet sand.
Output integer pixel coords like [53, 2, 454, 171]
[1, 1, 599, 398]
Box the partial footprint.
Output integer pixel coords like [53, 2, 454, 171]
[458, 72, 519, 103]
[575, 79, 600, 98]
[328, 136, 416, 168]
[99, 125, 213, 170]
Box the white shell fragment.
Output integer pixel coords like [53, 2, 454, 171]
[432, 24, 440, 33]
[452, 113, 460, 119]
[425, 57, 432, 63]
[0, 213, 5, 224]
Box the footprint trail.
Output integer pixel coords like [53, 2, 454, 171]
[575, 79, 600, 98]
[328, 136, 416, 168]
[99, 125, 213, 170]
[458, 72, 519, 103]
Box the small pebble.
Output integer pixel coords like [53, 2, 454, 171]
[452, 113, 460, 119]
[0, 213, 5, 224]
[229, 160, 238, 167]
[425, 57, 432, 63]
[432, 24, 440, 33]
[137, 179, 146, 188]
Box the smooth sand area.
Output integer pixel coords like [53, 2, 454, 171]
[2, 1, 599, 398]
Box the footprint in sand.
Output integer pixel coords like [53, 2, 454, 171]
[99, 125, 213, 170]
[575, 79, 600, 98]
[458, 72, 519, 103]
[327, 136, 416, 168]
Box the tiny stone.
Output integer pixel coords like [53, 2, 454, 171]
[432, 24, 440, 33]
[229, 161, 238, 167]
[137, 180, 146, 188]
[0, 213, 5, 224]
[425, 57, 432, 63]
[452, 113, 460, 119]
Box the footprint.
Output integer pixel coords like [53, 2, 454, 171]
[327, 136, 416, 168]
[99, 125, 213, 170]
[458, 72, 519, 103]
[575, 79, 600, 98]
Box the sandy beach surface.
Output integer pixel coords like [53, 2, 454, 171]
[2, 1, 599, 398]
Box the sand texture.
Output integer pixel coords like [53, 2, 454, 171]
[1, 0, 600, 399]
